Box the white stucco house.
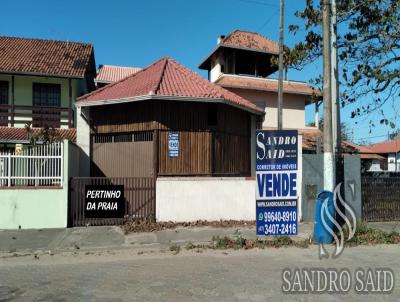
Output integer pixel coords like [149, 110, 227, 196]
[198, 29, 322, 133]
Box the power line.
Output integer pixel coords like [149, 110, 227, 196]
[257, 8, 280, 31]
[236, 0, 278, 8]
[352, 133, 392, 142]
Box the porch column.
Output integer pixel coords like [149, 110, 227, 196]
[250, 115, 257, 177]
[315, 100, 319, 129]
[11, 75, 14, 127]
[68, 78, 72, 128]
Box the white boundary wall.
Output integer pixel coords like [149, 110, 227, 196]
[156, 177, 255, 222]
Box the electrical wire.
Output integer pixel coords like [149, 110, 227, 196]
[236, 0, 278, 8]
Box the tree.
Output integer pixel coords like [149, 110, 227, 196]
[286, 0, 400, 131]
[25, 123, 61, 146]
[389, 129, 400, 140]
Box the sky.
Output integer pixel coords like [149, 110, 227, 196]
[1, 0, 397, 144]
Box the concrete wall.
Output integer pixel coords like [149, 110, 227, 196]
[302, 154, 324, 222]
[156, 177, 255, 222]
[0, 140, 71, 229]
[228, 88, 307, 129]
[157, 133, 303, 222]
[301, 154, 362, 222]
[76, 106, 90, 176]
[210, 53, 223, 83]
[344, 155, 362, 221]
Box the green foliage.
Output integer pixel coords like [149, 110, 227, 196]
[343, 222, 400, 246]
[209, 235, 310, 250]
[287, 0, 400, 130]
[24, 123, 61, 146]
[169, 244, 181, 255]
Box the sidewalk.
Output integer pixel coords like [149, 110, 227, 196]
[0, 223, 314, 255]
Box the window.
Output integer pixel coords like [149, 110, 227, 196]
[0, 81, 8, 104]
[33, 83, 61, 107]
[32, 83, 61, 127]
[207, 104, 218, 127]
[0, 81, 8, 126]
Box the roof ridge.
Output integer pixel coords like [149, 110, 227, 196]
[167, 59, 261, 109]
[100, 64, 141, 69]
[78, 57, 167, 101]
[151, 57, 169, 95]
[168, 58, 225, 98]
[223, 29, 278, 46]
[80, 57, 263, 114]
[0, 35, 93, 47]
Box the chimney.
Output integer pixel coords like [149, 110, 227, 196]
[217, 35, 225, 45]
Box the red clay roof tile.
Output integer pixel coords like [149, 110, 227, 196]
[0, 36, 94, 78]
[95, 65, 141, 83]
[79, 57, 263, 114]
[0, 127, 76, 143]
[368, 140, 400, 154]
[221, 30, 279, 54]
[215, 74, 321, 97]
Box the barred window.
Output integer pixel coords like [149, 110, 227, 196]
[33, 83, 61, 107]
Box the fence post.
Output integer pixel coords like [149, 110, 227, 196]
[60, 141, 64, 186]
[7, 152, 11, 187]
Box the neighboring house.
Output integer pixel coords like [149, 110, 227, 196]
[77, 57, 262, 178]
[367, 140, 400, 172]
[199, 30, 321, 131]
[76, 57, 264, 221]
[301, 132, 385, 171]
[94, 65, 141, 88]
[0, 36, 96, 149]
[340, 141, 385, 172]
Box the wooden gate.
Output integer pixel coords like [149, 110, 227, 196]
[91, 131, 154, 177]
[362, 176, 400, 221]
[69, 177, 156, 227]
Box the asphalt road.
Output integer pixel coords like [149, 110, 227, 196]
[0, 245, 399, 302]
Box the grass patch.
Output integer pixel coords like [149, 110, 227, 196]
[344, 222, 400, 246]
[185, 232, 311, 251]
[169, 244, 181, 255]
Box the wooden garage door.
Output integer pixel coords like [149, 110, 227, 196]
[91, 131, 154, 177]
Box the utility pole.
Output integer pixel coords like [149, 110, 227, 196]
[331, 0, 341, 184]
[323, 0, 335, 191]
[277, 0, 284, 130]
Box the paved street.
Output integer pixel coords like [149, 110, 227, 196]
[0, 245, 399, 301]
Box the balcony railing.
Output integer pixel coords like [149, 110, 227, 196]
[0, 104, 73, 128]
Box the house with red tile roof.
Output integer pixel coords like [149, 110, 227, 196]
[94, 65, 141, 88]
[0, 36, 96, 149]
[199, 30, 321, 132]
[76, 56, 265, 221]
[76, 57, 263, 178]
[367, 140, 400, 172]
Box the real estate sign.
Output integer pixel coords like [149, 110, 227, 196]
[255, 130, 299, 235]
[168, 132, 179, 157]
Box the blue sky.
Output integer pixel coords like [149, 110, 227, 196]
[2, 0, 396, 143]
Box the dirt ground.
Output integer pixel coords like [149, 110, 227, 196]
[0, 245, 399, 301]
